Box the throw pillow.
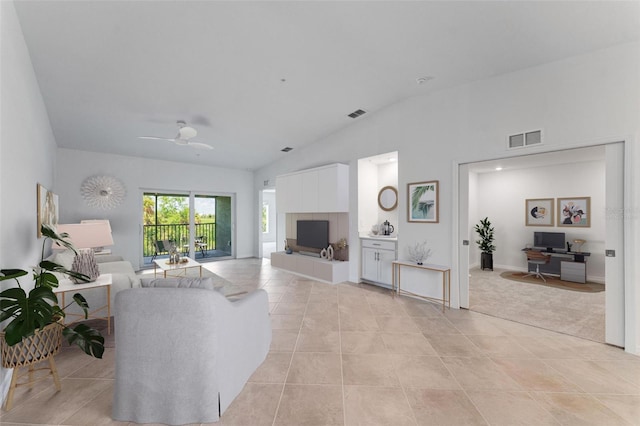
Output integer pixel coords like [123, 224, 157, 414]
[140, 277, 214, 290]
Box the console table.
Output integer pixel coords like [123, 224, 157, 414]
[391, 261, 450, 312]
[523, 248, 591, 283]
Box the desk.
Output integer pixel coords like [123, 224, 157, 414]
[54, 273, 112, 334]
[523, 248, 590, 283]
[392, 261, 450, 312]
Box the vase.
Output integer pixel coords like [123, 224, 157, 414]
[320, 248, 328, 259]
[327, 245, 334, 261]
[71, 249, 100, 282]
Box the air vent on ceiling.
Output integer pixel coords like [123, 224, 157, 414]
[348, 109, 367, 119]
[281, 147, 293, 152]
[508, 130, 543, 149]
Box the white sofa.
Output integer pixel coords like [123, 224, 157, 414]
[112, 282, 271, 425]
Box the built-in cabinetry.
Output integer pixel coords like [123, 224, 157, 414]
[271, 252, 349, 284]
[276, 163, 349, 213]
[361, 237, 397, 287]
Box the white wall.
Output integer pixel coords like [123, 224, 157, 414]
[357, 159, 378, 235]
[0, 0, 60, 403]
[55, 149, 255, 267]
[377, 161, 399, 229]
[473, 159, 606, 281]
[254, 42, 639, 352]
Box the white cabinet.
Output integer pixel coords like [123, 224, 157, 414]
[276, 163, 349, 213]
[361, 238, 397, 287]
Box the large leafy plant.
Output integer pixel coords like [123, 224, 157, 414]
[0, 224, 104, 358]
[474, 217, 496, 254]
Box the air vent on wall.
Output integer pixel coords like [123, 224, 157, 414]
[281, 147, 293, 152]
[348, 109, 367, 119]
[508, 130, 543, 149]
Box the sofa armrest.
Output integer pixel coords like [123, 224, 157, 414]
[95, 254, 124, 263]
[216, 289, 271, 414]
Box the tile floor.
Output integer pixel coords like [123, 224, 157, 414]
[1, 258, 639, 425]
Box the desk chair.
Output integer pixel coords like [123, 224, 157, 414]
[524, 250, 550, 282]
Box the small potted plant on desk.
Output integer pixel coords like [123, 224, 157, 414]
[0, 224, 105, 410]
[474, 217, 496, 271]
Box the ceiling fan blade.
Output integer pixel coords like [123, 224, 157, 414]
[187, 142, 214, 150]
[138, 136, 174, 142]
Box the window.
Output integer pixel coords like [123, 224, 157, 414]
[262, 203, 269, 233]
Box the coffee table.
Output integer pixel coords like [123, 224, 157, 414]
[54, 273, 113, 334]
[153, 256, 202, 278]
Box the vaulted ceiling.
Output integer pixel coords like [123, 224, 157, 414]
[13, 1, 640, 170]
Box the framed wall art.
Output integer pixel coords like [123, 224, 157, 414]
[557, 197, 590, 227]
[408, 180, 439, 223]
[525, 198, 554, 226]
[37, 183, 59, 237]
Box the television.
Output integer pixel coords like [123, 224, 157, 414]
[297, 220, 329, 249]
[534, 231, 566, 251]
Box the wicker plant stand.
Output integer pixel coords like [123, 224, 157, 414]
[1, 321, 63, 411]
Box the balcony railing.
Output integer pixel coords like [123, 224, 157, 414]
[143, 223, 216, 257]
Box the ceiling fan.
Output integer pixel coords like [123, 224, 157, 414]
[138, 120, 213, 150]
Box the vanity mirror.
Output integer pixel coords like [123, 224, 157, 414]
[378, 186, 398, 211]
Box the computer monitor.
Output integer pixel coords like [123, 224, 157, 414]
[533, 231, 565, 251]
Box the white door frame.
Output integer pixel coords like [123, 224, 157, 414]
[452, 138, 635, 353]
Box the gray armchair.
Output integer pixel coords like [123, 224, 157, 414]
[112, 286, 271, 425]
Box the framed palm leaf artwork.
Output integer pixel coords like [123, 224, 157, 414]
[408, 180, 439, 223]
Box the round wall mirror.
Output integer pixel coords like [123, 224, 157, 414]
[378, 186, 398, 211]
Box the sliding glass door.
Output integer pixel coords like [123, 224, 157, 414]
[143, 192, 233, 265]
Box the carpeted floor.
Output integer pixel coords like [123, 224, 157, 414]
[500, 271, 605, 293]
[470, 267, 605, 343]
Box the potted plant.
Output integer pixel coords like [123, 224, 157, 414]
[0, 224, 105, 358]
[474, 217, 496, 271]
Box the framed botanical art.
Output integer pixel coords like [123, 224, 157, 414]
[408, 180, 439, 223]
[557, 197, 590, 227]
[525, 198, 554, 226]
[37, 183, 59, 237]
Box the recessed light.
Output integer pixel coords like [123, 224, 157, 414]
[389, 158, 396, 162]
[495, 167, 503, 171]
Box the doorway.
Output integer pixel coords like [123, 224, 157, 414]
[457, 143, 625, 346]
[142, 191, 234, 267]
[261, 189, 277, 259]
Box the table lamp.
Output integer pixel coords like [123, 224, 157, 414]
[572, 239, 586, 253]
[55, 222, 113, 282]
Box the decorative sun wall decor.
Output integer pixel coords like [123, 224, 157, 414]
[81, 175, 126, 210]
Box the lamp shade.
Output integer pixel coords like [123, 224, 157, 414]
[55, 222, 114, 250]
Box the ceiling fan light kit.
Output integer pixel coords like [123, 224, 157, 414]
[81, 175, 126, 210]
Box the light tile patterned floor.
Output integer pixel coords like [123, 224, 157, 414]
[1, 258, 638, 425]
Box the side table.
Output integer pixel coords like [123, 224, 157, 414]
[54, 273, 112, 334]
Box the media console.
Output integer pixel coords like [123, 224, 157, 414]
[271, 251, 349, 284]
[523, 248, 591, 283]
